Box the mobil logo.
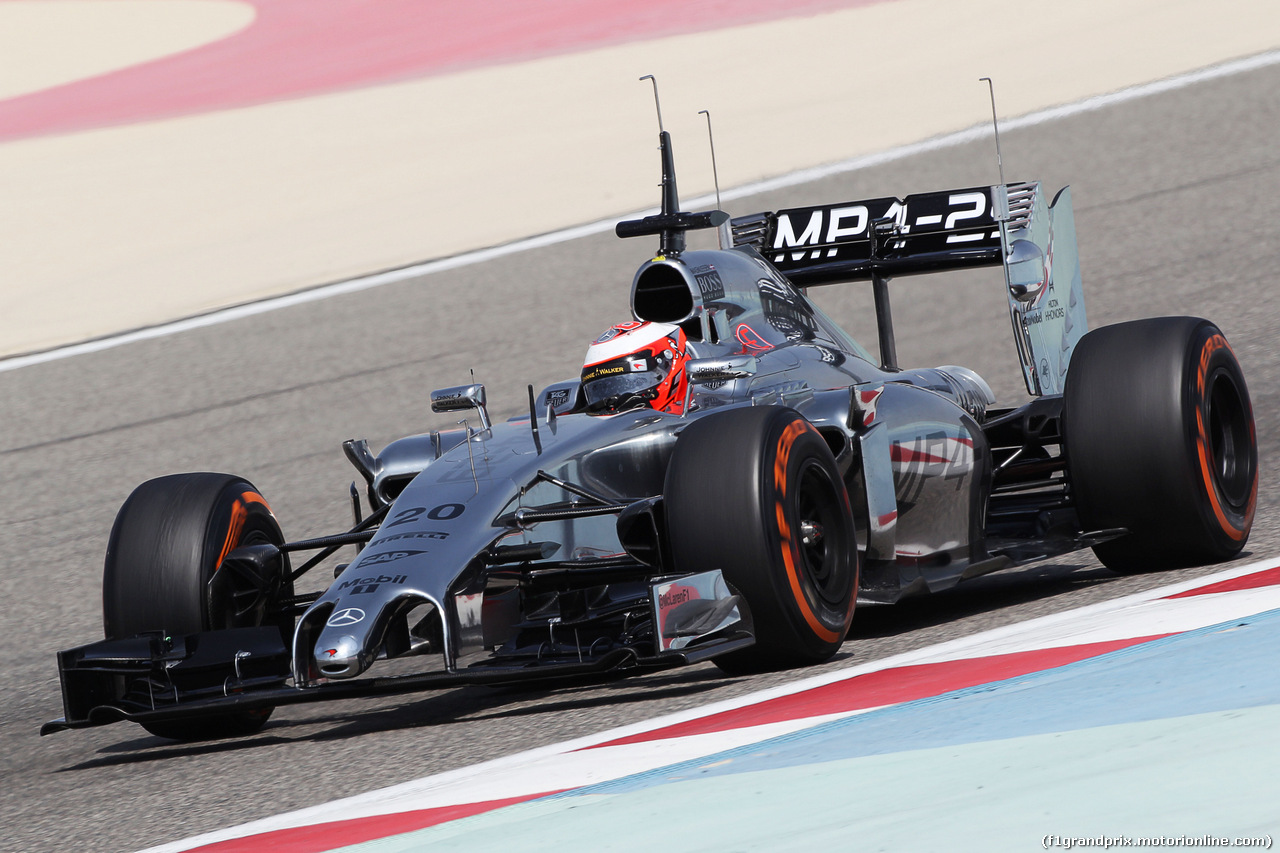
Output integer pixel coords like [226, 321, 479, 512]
[339, 573, 408, 595]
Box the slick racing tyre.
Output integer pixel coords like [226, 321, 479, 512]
[1064, 317, 1257, 572]
[664, 406, 858, 673]
[103, 473, 293, 739]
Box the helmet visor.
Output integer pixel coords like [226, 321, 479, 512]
[582, 370, 662, 408]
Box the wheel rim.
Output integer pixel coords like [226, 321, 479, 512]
[1206, 368, 1253, 509]
[794, 459, 852, 608]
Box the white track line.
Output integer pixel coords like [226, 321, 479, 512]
[6, 48, 1279, 376]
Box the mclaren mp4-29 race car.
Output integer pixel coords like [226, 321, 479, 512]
[44, 124, 1257, 741]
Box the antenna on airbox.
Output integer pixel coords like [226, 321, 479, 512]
[615, 77, 727, 255]
[979, 77, 1006, 187]
[641, 74, 665, 133]
[640, 75, 683, 255]
[698, 109, 729, 249]
[698, 110, 722, 213]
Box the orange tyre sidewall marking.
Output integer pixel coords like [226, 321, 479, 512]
[1193, 336, 1255, 541]
[773, 420, 849, 644]
[216, 490, 272, 569]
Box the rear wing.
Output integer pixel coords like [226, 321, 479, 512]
[730, 182, 1086, 396]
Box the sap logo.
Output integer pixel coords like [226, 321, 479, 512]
[773, 205, 869, 262]
[352, 549, 425, 570]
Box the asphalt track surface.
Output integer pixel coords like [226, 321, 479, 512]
[3, 62, 1279, 853]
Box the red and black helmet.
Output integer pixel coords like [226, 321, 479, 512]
[581, 321, 690, 414]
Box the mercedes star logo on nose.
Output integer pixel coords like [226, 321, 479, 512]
[327, 608, 366, 627]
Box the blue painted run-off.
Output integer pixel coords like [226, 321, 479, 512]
[337, 607, 1280, 852]
[581, 606, 1280, 792]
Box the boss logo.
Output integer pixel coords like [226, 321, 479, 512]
[692, 264, 725, 301]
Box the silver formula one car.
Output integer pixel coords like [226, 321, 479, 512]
[44, 121, 1257, 741]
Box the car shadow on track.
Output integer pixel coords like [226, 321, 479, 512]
[59, 733, 298, 770]
[62, 559, 1136, 767]
[848, 560, 1116, 641]
[61, 669, 736, 769]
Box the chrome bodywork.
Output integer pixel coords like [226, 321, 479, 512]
[292, 235, 1032, 679]
[300, 407, 687, 680]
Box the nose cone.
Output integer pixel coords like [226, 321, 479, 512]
[315, 633, 365, 679]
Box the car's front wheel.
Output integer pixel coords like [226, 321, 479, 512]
[1064, 317, 1257, 572]
[103, 472, 293, 739]
[664, 406, 859, 673]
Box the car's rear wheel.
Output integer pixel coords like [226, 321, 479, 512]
[664, 406, 858, 673]
[1064, 317, 1257, 572]
[103, 472, 293, 739]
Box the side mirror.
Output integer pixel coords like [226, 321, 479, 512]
[431, 383, 491, 431]
[686, 355, 758, 386]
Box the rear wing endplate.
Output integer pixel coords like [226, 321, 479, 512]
[730, 182, 1087, 395]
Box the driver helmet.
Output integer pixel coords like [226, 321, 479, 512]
[581, 321, 690, 414]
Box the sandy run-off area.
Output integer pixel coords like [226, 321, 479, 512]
[0, 0, 1277, 357]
